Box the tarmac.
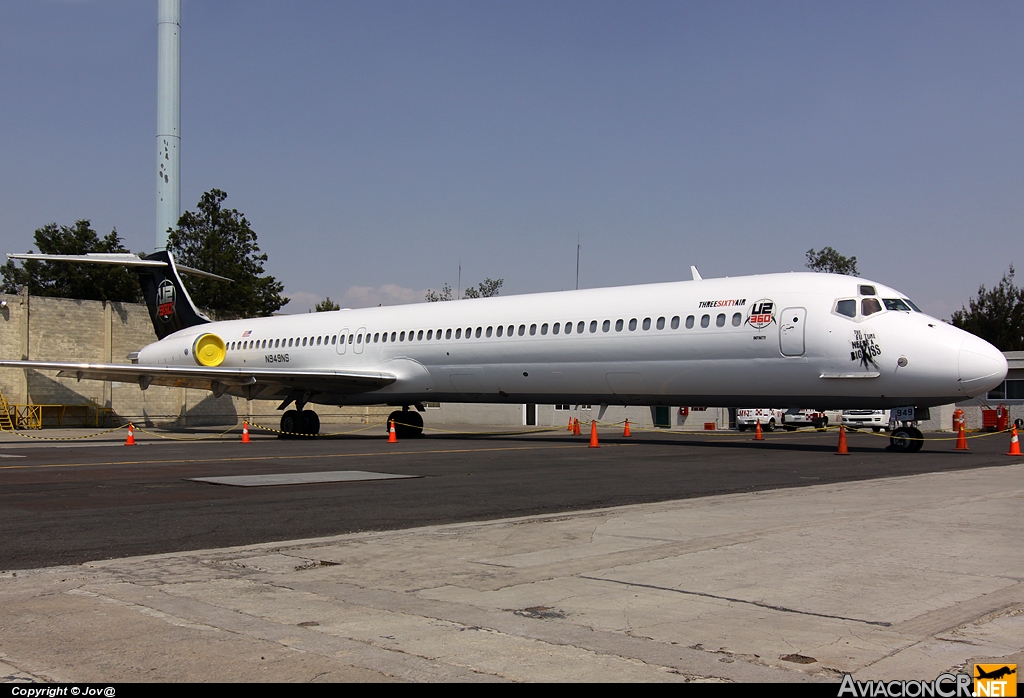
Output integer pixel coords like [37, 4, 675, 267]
[0, 425, 1022, 682]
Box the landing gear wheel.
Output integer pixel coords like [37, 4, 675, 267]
[302, 410, 320, 435]
[766, 419, 776, 433]
[280, 409, 303, 438]
[387, 409, 423, 438]
[889, 426, 924, 453]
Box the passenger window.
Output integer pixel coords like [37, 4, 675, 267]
[530, 324, 537, 335]
[731, 313, 741, 326]
[861, 298, 882, 316]
[716, 314, 725, 328]
[390, 332, 396, 342]
[455, 328, 462, 339]
[859, 285, 876, 296]
[602, 320, 610, 332]
[357, 335, 363, 344]
[685, 315, 694, 329]
[700, 315, 710, 328]
[475, 327, 481, 338]
[628, 318, 636, 331]
[302, 337, 307, 346]
[518, 325, 526, 336]
[616, 319, 624, 331]
[540, 323, 548, 335]
[333, 335, 338, 344]
[374, 333, 379, 342]
[553, 322, 560, 335]
[486, 326, 493, 337]
[507, 325, 514, 336]
[496, 325, 503, 337]
[672, 316, 681, 329]
[577, 321, 585, 334]
[657, 317, 665, 330]
[426, 330, 433, 340]
[465, 327, 472, 338]
[642, 317, 651, 330]
[564, 322, 572, 334]
[590, 321, 598, 333]
[445, 329, 452, 339]
[315, 337, 320, 345]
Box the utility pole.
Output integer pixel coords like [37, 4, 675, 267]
[575, 233, 580, 290]
[156, 0, 181, 251]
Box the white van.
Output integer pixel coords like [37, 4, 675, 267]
[736, 408, 784, 432]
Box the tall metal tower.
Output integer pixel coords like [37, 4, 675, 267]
[155, 0, 180, 251]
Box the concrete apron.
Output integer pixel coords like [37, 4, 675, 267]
[1, 465, 1022, 683]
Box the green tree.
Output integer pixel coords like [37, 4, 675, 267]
[951, 266, 1024, 351]
[425, 283, 453, 302]
[0, 220, 142, 302]
[167, 189, 288, 318]
[463, 278, 503, 299]
[314, 296, 340, 312]
[805, 247, 858, 276]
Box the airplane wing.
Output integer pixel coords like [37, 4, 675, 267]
[0, 360, 396, 400]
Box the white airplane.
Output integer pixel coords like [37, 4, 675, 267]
[1, 251, 1007, 452]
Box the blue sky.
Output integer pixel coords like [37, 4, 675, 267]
[2, 1, 1023, 316]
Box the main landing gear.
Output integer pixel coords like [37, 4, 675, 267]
[386, 407, 423, 439]
[279, 409, 320, 437]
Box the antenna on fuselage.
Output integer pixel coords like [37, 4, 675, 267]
[691, 266, 703, 281]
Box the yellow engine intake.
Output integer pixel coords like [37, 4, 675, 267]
[193, 333, 226, 367]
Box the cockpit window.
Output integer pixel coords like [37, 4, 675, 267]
[836, 299, 856, 318]
[861, 298, 883, 316]
[859, 285, 876, 296]
[902, 298, 922, 313]
[883, 298, 912, 312]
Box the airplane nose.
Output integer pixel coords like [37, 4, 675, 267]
[958, 335, 1007, 397]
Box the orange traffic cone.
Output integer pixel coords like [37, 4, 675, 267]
[835, 425, 849, 455]
[954, 423, 968, 451]
[1007, 426, 1021, 456]
[124, 422, 135, 446]
[388, 420, 398, 443]
[589, 420, 600, 448]
[754, 419, 764, 441]
[567, 417, 573, 432]
[241, 421, 251, 443]
[573, 418, 581, 436]
[623, 419, 631, 437]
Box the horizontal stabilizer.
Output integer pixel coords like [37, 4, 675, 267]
[6, 253, 232, 282]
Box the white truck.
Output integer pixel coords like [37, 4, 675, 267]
[841, 409, 889, 432]
[781, 409, 843, 431]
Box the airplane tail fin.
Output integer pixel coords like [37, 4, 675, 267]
[5, 250, 231, 340]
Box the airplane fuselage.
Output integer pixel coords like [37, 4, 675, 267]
[137, 272, 1007, 410]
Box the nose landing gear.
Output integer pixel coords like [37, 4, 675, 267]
[888, 425, 924, 453]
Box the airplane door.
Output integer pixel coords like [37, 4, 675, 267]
[779, 308, 806, 356]
[354, 327, 366, 354]
[337, 327, 349, 355]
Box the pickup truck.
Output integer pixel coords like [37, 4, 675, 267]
[736, 408, 784, 432]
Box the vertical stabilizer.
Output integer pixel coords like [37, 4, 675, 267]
[134, 250, 210, 339]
